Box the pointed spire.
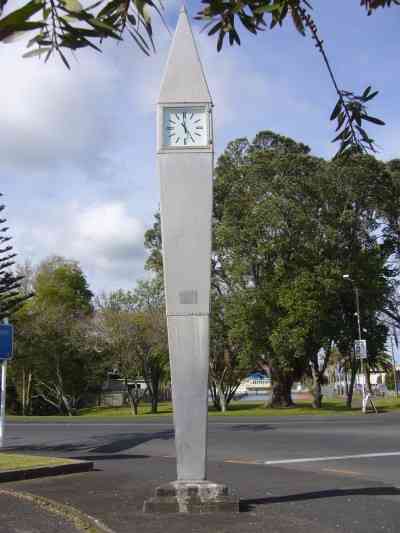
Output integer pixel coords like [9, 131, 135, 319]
[158, 6, 212, 104]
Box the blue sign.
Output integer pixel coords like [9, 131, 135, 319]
[0, 325, 13, 360]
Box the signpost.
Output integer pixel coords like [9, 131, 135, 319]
[0, 321, 13, 447]
[354, 339, 367, 360]
[353, 338, 377, 413]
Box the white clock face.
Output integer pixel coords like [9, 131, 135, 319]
[163, 107, 208, 147]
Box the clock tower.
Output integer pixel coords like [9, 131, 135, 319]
[144, 6, 238, 513]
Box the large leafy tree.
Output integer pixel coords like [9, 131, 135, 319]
[0, 0, 394, 155]
[11, 256, 102, 415]
[212, 131, 324, 406]
[212, 131, 394, 407]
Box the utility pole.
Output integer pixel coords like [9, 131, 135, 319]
[390, 329, 398, 398]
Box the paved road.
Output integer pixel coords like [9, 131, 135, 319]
[2, 413, 400, 532]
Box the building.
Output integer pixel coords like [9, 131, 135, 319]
[236, 372, 271, 395]
[101, 371, 148, 407]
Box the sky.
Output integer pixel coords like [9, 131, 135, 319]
[0, 0, 399, 295]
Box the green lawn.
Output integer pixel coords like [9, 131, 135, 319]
[0, 453, 76, 471]
[8, 397, 400, 420]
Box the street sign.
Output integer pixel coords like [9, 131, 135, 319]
[0, 325, 13, 360]
[354, 339, 367, 360]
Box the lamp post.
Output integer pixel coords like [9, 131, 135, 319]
[343, 274, 367, 412]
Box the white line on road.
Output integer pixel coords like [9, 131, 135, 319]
[264, 451, 400, 465]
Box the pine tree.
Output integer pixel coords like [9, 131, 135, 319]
[0, 194, 31, 320]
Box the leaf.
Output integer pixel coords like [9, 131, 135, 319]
[97, 0, 121, 18]
[1, 20, 45, 43]
[361, 114, 385, 126]
[362, 86, 372, 98]
[22, 46, 50, 58]
[58, 47, 71, 69]
[127, 13, 136, 26]
[0, 0, 45, 41]
[291, 8, 305, 35]
[2, 30, 28, 42]
[232, 28, 240, 45]
[336, 112, 346, 132]
[208, 22, 221, 36]
[216, 29, 225, 52]
[255, 3, 284, 14]
[64, 0, 83, 13]
[128, 29, 150, 55]
[330, 99, 342, 121]
[88, 17, 122, 39]
[364, 90, 379, 101]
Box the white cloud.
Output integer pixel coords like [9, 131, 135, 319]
[0, 41, 121, 173]
[12, 200, 147, 293]
[73, 202, 145, 264]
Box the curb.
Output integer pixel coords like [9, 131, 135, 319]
[0, 460, 94, 482]
[0, 488, 114, 533]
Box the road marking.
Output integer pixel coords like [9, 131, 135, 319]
[224, 459, 259, 465]
[323, 468, 362, 476]
[263, 451, 400, 465]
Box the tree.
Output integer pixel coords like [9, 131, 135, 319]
[130, 279, 169, 414]
[212, 131, 327, 406]
[96, 278, 169, 414]
[11, 256, 102, 415]
[0, 195, 31, 320]
[212, 130, 395, 408]
[208, 293, 249, 412]
[94, 291, 144, 414]
[1, 1, 393, 155]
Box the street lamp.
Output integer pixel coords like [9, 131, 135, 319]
[342, 274, 370, 413]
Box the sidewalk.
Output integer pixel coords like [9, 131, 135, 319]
[0, 490, 84, 533]
[3, 454, 400, 533]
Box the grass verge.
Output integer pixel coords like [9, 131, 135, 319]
[0, 453, 76, 471]
[8, 397, 400, 420]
